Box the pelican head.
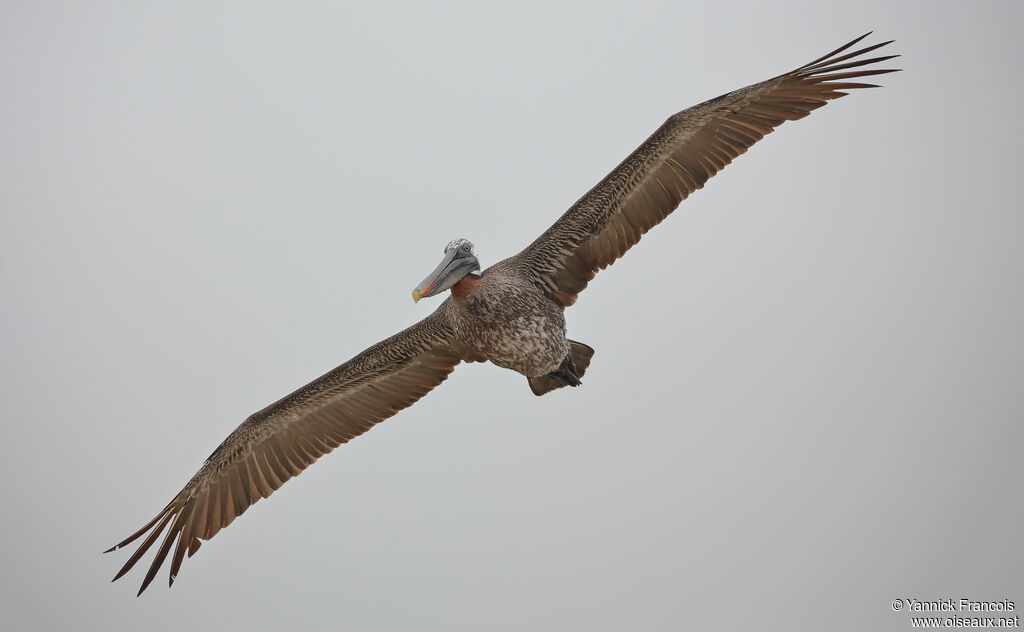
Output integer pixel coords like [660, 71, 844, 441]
[412, 238, 481, 302]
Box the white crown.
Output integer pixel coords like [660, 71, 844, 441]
[445, 238, 475, 254]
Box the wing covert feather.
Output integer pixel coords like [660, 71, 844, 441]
[107, 310, 463, 595]
[513, 34, 899, 306]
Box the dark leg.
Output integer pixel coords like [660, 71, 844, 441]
[548, 353, 582, 388]
[526, 340, 594, 396]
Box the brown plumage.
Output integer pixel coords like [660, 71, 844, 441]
[514, 33, 898, 306]
[107, 311, 464, 594]
[108, 34, 898, 595]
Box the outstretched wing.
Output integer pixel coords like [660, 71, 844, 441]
[513, 33, 899, 307]
[107, 309, 464, 595]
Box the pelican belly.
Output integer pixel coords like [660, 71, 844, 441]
[450, 273, 569, 377]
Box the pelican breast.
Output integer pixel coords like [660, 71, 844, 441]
[448, 266, 569, 377]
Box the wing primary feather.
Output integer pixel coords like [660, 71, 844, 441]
[797, 32, 873, 70]
[810, 68, 901, 83]
[261, 443, 292, 485]
[203, 477, 223, 539]
[801, 39, 893, 72]
[247, 452, 275, 498]
[513, 34, 899, 306]
[105, 499, 175, 553]
[231, 458, 253, 508]
[806, 55, 901, 77]
[137, 505, 192, 596]
[110, 509, 176, 582]
[109, 315, 461, 592]
[189, 488, 210, 543]
[168, 502, 198, 588]
[219, 474, 237, 526]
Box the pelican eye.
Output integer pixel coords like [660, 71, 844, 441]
[445, 238, 475, 255]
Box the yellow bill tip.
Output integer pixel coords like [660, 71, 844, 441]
[411, 289, 422, 303]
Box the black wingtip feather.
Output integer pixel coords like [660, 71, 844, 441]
[806, 54, 901, 78]
[802, 39, 894, 72]
[105, 500, 175, 555]
[799, 32, 875, 70]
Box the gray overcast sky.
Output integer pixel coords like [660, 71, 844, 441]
[2, 2, 1021, 631]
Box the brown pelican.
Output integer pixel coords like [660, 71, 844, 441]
[108, 34, 898, 594]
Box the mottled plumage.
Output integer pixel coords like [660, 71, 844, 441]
[447, 260, 569, 376]
[108, 34, 898, 595]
